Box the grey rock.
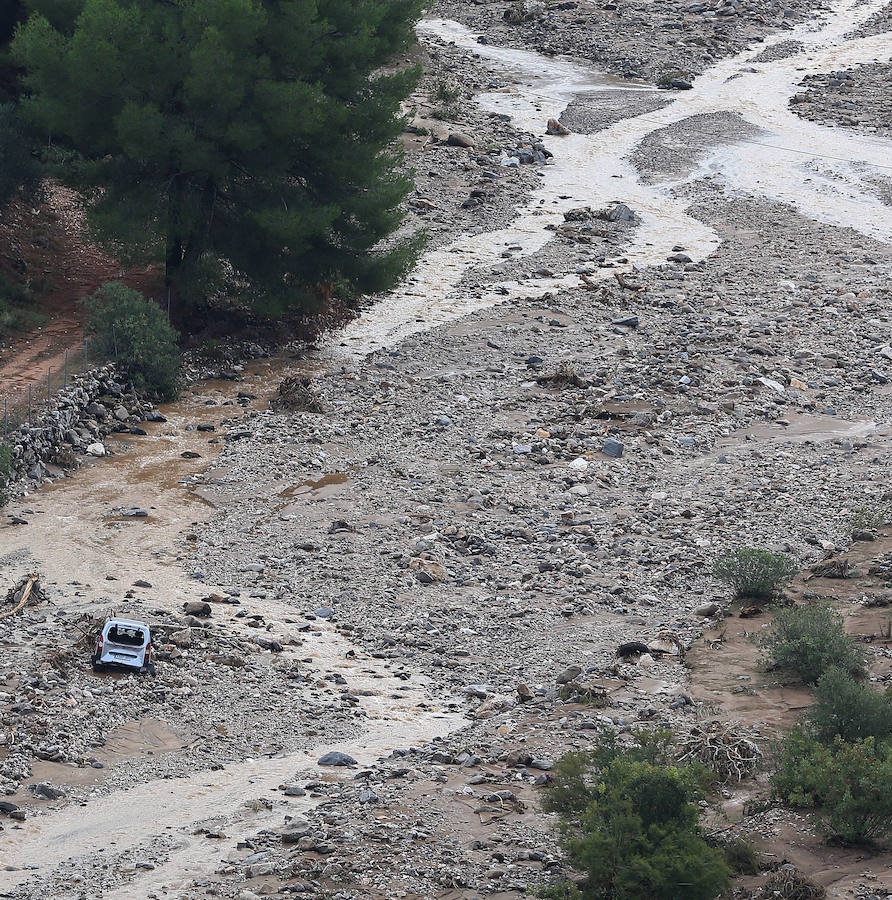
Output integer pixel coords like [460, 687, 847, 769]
[318, 751, 357, 767]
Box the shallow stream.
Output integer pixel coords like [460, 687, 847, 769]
[2, 0, 891, 891]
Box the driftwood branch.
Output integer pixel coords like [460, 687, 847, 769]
[0, 573, 39, 621]
[677, 721, 762, 782]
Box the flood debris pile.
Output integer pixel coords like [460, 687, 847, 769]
[271, 376, 324, 413]
[0, 573, 45, 620]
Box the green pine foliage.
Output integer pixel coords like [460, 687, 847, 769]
[541, 732, 730, 900]
[0, 102, 41, 202]
[83, 282, 181, 399]
[13, 0, 425, 319]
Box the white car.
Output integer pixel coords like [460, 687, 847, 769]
[92, 618, 154, 674]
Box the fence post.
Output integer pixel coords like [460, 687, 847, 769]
[28, 383, 32, 422]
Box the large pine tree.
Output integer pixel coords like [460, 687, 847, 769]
[12, 0, 424, 319]
[0, 2, 40, 203]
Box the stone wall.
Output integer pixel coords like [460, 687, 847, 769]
[5, 365, 154, 488]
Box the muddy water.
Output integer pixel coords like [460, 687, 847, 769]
[340, 0, 891, 354]
[2, 0, 891, 890]
[4, 706, 463, 895]
[0, 362, 290, 605]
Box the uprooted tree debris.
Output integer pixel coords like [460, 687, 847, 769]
[0, 573, 45, 621]
[677, 719, 763, 783]
[271, 376, 324, 413]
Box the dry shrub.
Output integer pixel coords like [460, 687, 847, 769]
[759, 865, 825, 900]
[677, 721, 762, 783]
[537, 362, 588, 389]
[272, 376, 323, 413]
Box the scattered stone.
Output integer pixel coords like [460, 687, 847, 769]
[318, 751, 357, 767]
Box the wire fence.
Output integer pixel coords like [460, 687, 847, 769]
[1, 335, 113, 441]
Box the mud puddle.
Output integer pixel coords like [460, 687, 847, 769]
[16, 718, 190, 798]
[277, 472, 353, 509]
[715, 411, 886, 452]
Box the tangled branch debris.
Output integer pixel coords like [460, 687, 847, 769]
[758, 865, 826, 900]
[806, 558, 853, 580]
[0, 574, 44, 620]
[536, 362, 588, 389]
[272, 376, 324, 413]
[677, 720, 762, 782]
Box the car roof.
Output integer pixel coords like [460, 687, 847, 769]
[104, 617, 150, 629]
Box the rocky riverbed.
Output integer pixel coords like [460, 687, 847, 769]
[432, 0, 821, 84]
[791, 62, 892, 139]
[1, 0, 891, 897]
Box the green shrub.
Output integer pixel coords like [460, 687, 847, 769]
[718, 835, 760, 875]
[542, 732, 729, 900]
[761, 603, 864, 685]
[433, 78, 460, 103]
[0, 441, 12, 507]
[712, 547, 797, 601]
[0, 273, 43, 336]
[808, 667, 892, 744]
[541, 728, 677, 820]
[83, 282, 181, 400]
[431, 104, 461, 121]
[536, 883, 583, 900]
[847, 502, 892, 534]
[772, 726, 892, 844]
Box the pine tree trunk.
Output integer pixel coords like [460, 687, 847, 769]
[164, 175, 188, 329]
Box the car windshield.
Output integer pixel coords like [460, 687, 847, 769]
[106, 625, 146, 647]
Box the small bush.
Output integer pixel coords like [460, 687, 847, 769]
[430, 104, 461, 121]
[808, 667, 892, 744]
[535, 883, 583, 900]
[712, 547, 797, 601]
[0, 273, 43, 336]
[83, 282, 181, 400]
[542, 731, 729, 900]
[719, 835, 761, 875]
[773, 726, 892, 844]
[433, 78, 460, 103]
[848, 502, 892, 534]
[0, 441, 12, 507]
[761, 603, 864, 685]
